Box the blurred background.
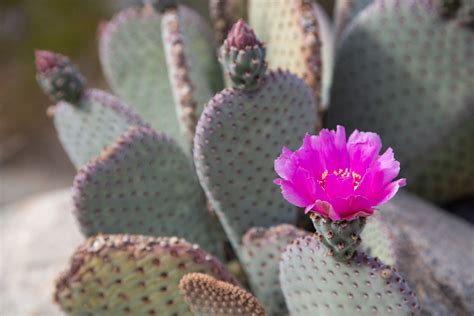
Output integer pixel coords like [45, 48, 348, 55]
[0, 0, 142, 206]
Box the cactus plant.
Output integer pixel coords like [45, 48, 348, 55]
[280, 235, 420, 315]
[73, 125, 225, 259]
[194, 21, 317, 251]
[54, 234, 236, 315]
[33, 1, 474, 315]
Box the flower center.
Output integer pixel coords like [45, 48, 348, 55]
[319, 168, 362, 189]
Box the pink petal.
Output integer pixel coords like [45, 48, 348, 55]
[316, 126, 349, 171]
[275, 179, 312, 207]
[274, 147, 296, 180]
[329, 195, 373, 221]
[307, 200, 333, 218]
[347, 130, 382, 174]
[293, 134, 325, 179]
[370, 178, 406, 205]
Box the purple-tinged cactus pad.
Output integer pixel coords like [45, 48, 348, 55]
[241, 224, 308, 315]
[180, 273, 266, 316]
[73, 126, 224, 259]
[328, 0, 474, 202]
[194, 69, 317, 250]
[53, 89, 143, 168]
[162, 6, 223, 144]
[280, 235, 420, 316]
[55, 234, 236, 315]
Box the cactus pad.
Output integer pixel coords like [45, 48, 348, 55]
[241, 224, 308, 315]
[280, 235, 420, 315]
[194, 70, 317, 249]
[328, 0, 474, 202]
[73, 126, 224, 258]
[248, 0, 323, 111]
[99, 6, 180, 143]
[53, 89, 143, 168]
[180, 273, 266, 316]
[100, 5, 220, 148]
[162, 6, 223, 143]
[54, 234, 236, 315]
[334, 0, 374, 38]
[360, 212, 398, 266]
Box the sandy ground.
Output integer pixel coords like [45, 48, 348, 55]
[0, 189, 83, 315]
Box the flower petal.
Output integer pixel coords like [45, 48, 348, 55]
[274, 147, 296, 180]
[316, 125, 349, 171]
[329, 195, 373, 221]
[347, 130, 382, 175]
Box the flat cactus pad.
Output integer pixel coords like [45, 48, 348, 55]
[73, 126, 224, 259]
[54, 234, 236, 315]
[280, 235, 420, 315]
[241, 224, 308, 315]
[194, 70, 317, 249]
[248, 0, 323, 113]
[53, 89, 143, 168]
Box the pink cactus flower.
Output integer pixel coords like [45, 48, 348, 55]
[274, 126, 406, 221]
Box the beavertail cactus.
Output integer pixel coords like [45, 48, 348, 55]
[73, 126, 224, 258]
[280, 235, 420, 315]
[99, 2, 221, 149]
[55, 234, 236, 315]
[32, 2, 474, 315]
[194, 20, 317, 250]
[35, 51, 144, 167]
[241, 224, 308, 315]
[180, 273, 266, 316]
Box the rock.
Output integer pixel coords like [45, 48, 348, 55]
[381, 192, 474, 316]
[0, 189, 83, 316]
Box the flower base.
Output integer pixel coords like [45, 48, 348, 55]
[309, 213, 366, 262]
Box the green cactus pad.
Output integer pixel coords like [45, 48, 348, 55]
[54, 234, 236, 315]
[334, 0, 374, 38]
[248, 0, 323, 113]
[280, 235, 420, 316]
[180, 273, 266, 316]
[328, 0, 474, 202]
[194, 69, 317, 249]
[380, 191, 474, 315]
[99, 5, 220, 149]
[360, 213, 398, 266]
[73, 126, 224, 259]
[241, 224, 308, 315]
[53, 89, 143, 168]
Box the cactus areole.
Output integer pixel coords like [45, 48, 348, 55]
[35, 50, 85, 104]
[220, 19, 267, 91]
[274, 125, 406, 261]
